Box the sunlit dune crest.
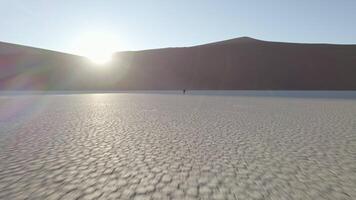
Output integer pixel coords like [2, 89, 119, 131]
[87, 53, 113, 64]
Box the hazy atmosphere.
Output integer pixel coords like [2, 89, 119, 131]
[1, 1, 356, 200]
[1, 0, 356, 56]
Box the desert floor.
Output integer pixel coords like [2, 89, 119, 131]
[0, 93, 355, 200]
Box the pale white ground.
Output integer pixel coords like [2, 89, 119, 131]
[0, 93, 355, 200]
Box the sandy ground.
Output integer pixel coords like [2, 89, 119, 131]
[0, 93, 355, 200]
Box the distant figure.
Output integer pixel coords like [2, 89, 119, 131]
[183, 89, 186, 94]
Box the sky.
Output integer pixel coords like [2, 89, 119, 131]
[1, 0, 356, 55]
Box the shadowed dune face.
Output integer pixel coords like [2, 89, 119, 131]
[0, 42, 88, 90]
[1, 37, 356, 90]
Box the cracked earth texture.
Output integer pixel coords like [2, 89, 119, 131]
[0, 93, 355, 200]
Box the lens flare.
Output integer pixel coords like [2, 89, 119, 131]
[72, 31, 120, 65]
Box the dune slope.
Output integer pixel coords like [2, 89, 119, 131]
[1, 37, 356, 90]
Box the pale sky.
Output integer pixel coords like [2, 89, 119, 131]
[1, 0, 356, 56]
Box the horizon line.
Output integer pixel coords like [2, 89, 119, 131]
[1, 36, 356, 57]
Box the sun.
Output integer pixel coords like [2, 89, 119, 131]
[73, 31, 120, 64]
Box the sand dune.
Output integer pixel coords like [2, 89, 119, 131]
[1, 37, 356, 90]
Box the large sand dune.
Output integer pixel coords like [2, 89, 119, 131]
[1, 37, 356, 90]
[0, 93, 355, 199]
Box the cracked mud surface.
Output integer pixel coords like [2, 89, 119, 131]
[0, 93, 356, 199]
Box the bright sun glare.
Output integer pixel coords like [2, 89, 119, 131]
[74, 31, 119, 64]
